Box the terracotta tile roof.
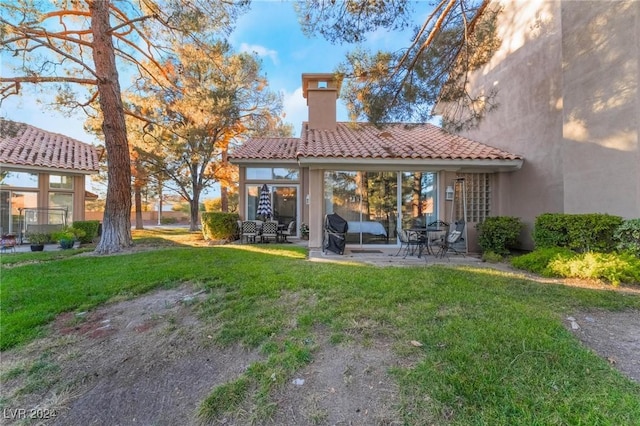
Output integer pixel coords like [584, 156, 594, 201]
[230, 137, 300, 160]
[0, 119, 99, 173]
[230, 122, 522, 164]
[300, 122, 522, 160]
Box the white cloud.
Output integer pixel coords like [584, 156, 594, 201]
[282, 86, 307, 136]
[239, 43, 279, 65]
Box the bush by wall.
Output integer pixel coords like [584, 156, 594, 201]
[476, 216, 522, 256]
[510, 247, 575, 277]
[533, 213, 623, 253]
[548, 251, 640, 286]
[511, 248, 640, 286]
[614, 218, 640, 257]
[71, 220, 101, 244]
[202, 212, 240, 242]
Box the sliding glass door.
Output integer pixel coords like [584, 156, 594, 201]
[400, 172, 438, 229]
[246, 184, 298, 233]
[324, 171, 397, 246]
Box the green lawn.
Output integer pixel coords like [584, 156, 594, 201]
[2, 234, 640, 424]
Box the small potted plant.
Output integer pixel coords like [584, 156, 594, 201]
[300, 223, 309, 240]
[52, 226, 86, 249]
[26, 232, 50, 251]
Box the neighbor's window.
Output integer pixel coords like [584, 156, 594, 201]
[49, 174, 73, 190]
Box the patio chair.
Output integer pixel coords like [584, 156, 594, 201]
[426, 220, 449, 254]
[241, 220, 259, 243]
[236, 220, 243, 241]
[323, 213, 348, 255]
[436, 220, 466, 258]
[396, 229, 424, 259]
[280, 220, 296, 242]
[1, 234, 17, 253]
[261, 220, 279, 243]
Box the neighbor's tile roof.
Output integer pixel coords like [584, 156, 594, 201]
[231, 137, 299, 160]
[230, 122, 522, 162]
[300, 122, 522, 160]
[0, 119, 99, 173]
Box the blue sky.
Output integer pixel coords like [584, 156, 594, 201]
[1, 1, 421, 142]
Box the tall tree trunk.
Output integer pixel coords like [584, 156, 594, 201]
[189, 196, 200, 232]
[90, 0, 133, 253]
[157, 183, 163, 225]
[221, 149, 229, 212]
[134, 179, 144, 230]
[221, 186, 228, 213]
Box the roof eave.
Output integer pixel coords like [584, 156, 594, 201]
[228, 158, 299, 167]
[0, 163, 99, 175]
[296, 157, 524, 172]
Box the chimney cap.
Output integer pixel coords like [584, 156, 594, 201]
[302, 73, 342, 99]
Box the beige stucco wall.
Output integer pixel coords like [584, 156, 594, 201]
[452, 0, 639, 249]
[560, 0, 639, 216]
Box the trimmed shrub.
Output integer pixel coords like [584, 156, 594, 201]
[533, 213, 570, 248]
[511, 248, 640, 286]
[511, 247, 575, 277]
[548, 252, 640, 286]
[614, 218, 640, 257]
[476, 216, 522, 256]
[533, 213, 623, 253]
[566, 214, 622, 253]
[72, 220, 101, 244]
[202, 212, 240, 241]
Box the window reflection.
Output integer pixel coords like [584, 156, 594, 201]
[246, 168, 299, 180]
[0, 171, 38, 188]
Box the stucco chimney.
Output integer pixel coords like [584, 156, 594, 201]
[302, 73, 342, 131]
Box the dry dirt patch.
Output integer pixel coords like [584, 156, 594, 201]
[1, 286, 262, 426]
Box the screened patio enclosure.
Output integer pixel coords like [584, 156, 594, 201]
[323, 171, 439, 247]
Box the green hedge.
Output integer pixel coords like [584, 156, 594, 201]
[614, 218, 640, 257]
[202, 212, 240, 242]
[533, 213, 623, 253]
[476, 216, 522, 256]
[71, 220, 101, 244]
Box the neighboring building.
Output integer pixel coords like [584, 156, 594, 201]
[230, 73, 524, 251]
[439, 0, 639, 249]
[0, 119, 100, 238]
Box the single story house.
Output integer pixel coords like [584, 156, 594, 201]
[0, 119, 100, 238]
[229, 73, 524, 252]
